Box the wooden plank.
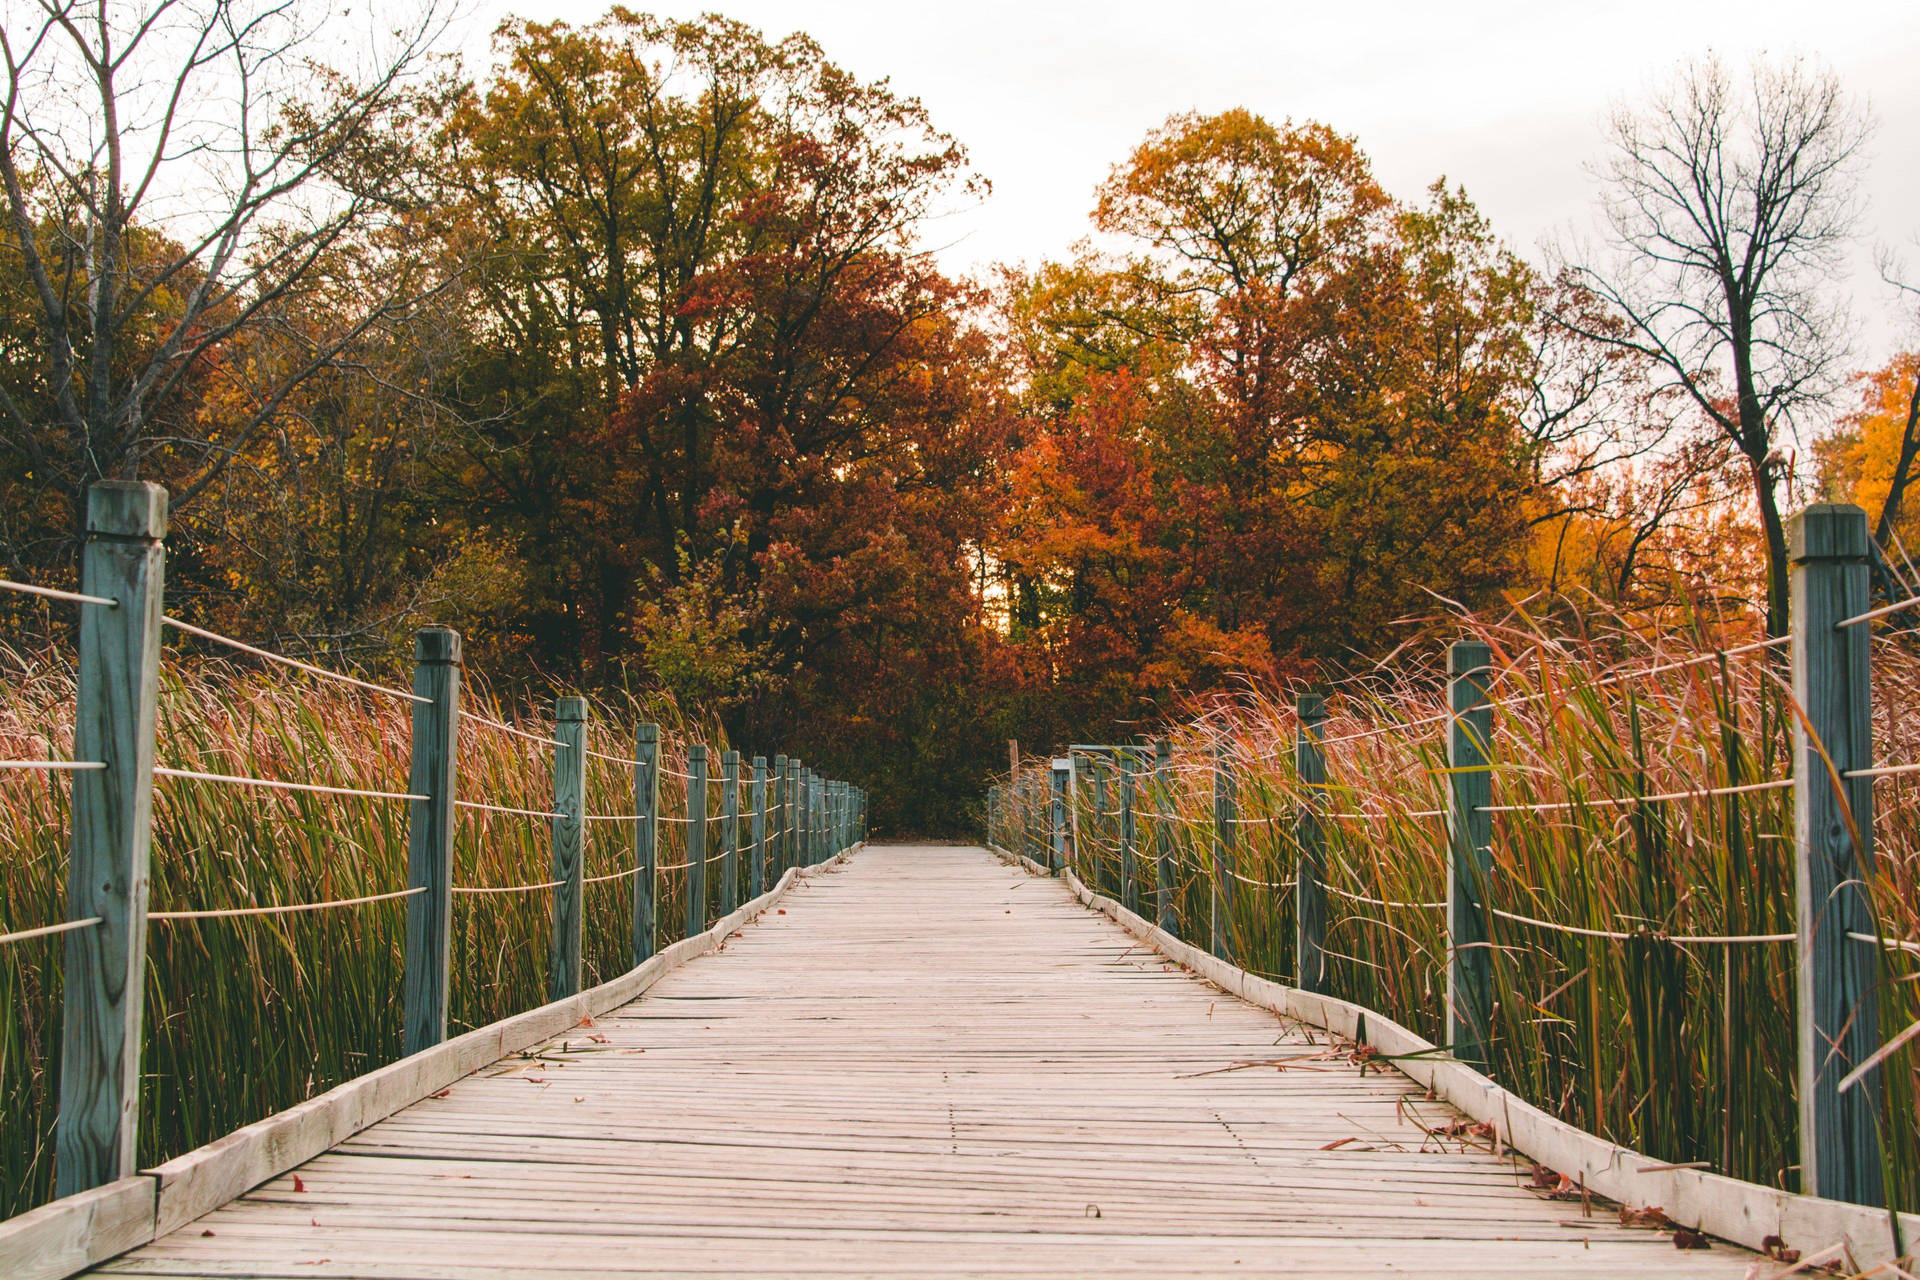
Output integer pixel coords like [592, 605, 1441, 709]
[0, 1177, 155, 1280]
[90, 845, 1764, 1279]
[58, 480, 167, 1195]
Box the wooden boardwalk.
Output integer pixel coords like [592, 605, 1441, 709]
[93, 845, 1759, 1278]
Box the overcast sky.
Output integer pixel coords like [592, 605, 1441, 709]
[467, 0, 1920, 360]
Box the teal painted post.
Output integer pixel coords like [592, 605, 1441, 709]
[549, 697, 587, 1001]
[751, 756, 768, 897]
[632, 723, 659, 965]
[686, 745, 708, 936]
[1211, 740, 1235, 959]
[1119, 750, 1138, 915]
[55, 481, 166, 1196]
[1050, 758, 1070, 874]
[1089, 758, 1108, 894]
[1154, 739, 1175, 933]
[1446, 640, 1495, 1070]
[400, 627, 460, 1059]
[721, 750, 740, 914]
[794, 765, 808, 867]
[1294, 693, 1329, 993]
[785, 759, 800, 872]
[1790, 504, 1884, 1205]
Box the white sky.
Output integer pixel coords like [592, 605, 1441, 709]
[464, 0, 1920, 362]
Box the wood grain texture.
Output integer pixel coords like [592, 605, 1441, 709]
[58, 482, 167, 1196]
[1788, 504, 1883, 1206]
[91, 845, 1757, 1279]
[1446, 640, 1494, 1071]
[402, 629, 461, 1058]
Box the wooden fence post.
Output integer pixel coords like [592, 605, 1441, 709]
[549, 696, 587, 1001]
[1446, 639, 1495, 1071]
[1790, 503, 1884, 1206]
[55, 481, 166, 1196]
[721, 750, 740, 914]
[787, 759, 800, 870]
[1119, 750, 1138, 915]
[1212, 739, 1235, 960]
[1154, 739, 1175, 933]
[751, 756, 768, 897]
[1089, 757, 1108, 893]
[1294, 692, 1329, 993]
[1050, 758, 1069, 874]
[773, 754, 789, 876]
[632, 723, 659, 966]
[400, 626, 460, 1061]
[794, 764, 808, 866]
[686, 745, 708, 936]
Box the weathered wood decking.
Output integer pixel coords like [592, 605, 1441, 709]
[92, 845, 1758, 1278]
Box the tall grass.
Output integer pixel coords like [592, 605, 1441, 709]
[0, 642, 767, 1219]
[994, 606, 1920, 1213]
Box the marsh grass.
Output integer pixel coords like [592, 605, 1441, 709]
[994, 608, 1920, 1212]
[0, 643, 759, 1218]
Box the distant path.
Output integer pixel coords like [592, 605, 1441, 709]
[95, 844, 1755, 1277]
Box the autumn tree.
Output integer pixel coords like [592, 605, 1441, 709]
[0, 0, 455, 568]
[1560, 54, 1872, 634]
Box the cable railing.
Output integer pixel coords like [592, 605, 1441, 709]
[985, 503, 1917, 1215]
[0, 479, 869, 1211]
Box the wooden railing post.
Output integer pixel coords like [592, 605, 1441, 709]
[773, 754, 789, 876]
[751, 756, 768, 897]
[794, 763, 808, 867]
[55, 481, 166, 1196]
[549, 696, 587, 1001]
[1446, 640, 1495, 1071]
[1119, 749, 1138, 916]
[721, 750, 740, 913]
[1049, 758, 1069, 874]
[1153, 739, 1175, 933]
[400, 626, 460, 1061]
[686, 745, 708, 936]
[786, 759, 800, 871]
[1790, 503, 1884, 1206]
[1294, 692, 1329, 993]
[632, 723, 659, 966]
[1089, 757, 1108, 892]
[1211, 739, 1235, 960]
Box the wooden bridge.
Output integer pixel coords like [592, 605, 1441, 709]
[16, 844, 1784, 1278]
[7, 486, 1920, 1280]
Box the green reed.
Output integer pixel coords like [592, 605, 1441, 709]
[0, 644, 739, 1219]
[999, 606, 1920, 1213]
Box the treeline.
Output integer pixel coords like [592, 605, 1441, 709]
[2, 7, 1914, 828]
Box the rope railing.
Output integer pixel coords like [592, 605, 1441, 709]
[2, 481, 871, 1208]
[993, 514, 1908, 1212]
[0, 578, 117, 608]
[163, 616, 426, 705]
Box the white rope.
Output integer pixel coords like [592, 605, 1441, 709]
[582, 812, 647, 823]
[0, 759, 104, 771]
[1223, 868, 1294, 890]
[1490, 905, 1793, 945]
[1325, 883, 1446, 910]
[1853, 931, 1920, 956]
[1838, 594, 1920, 628]
[452, 879, 562, 896]
[1478, 777, 1789, 814]
[151, 887, 424, 921]
[154, 766, 426, 802]
[163, 617, 426, 704]
[455, 800, 566, 820]
[0, 578, 116, 608]
[1845, 762, 1920, 780]
[0, 916, 102, 946]
[457, 710, 563, 749]
[655, 859, 692, 871]
[583, 867, 642, 885]
[585, 747, 644, 767]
